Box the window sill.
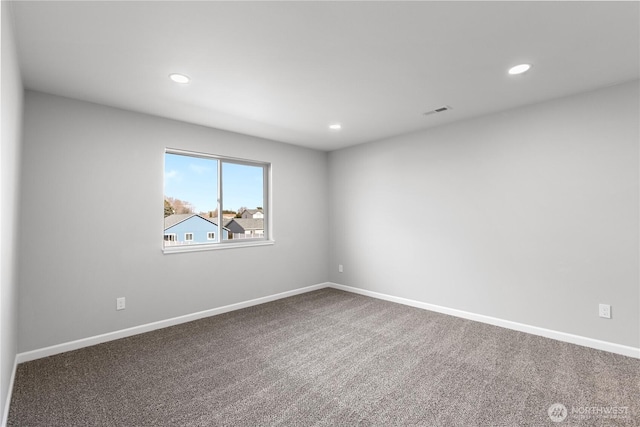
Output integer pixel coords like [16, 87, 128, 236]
[162, 239, 275, 254]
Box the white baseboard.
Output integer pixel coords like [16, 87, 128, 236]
[17, 283, 330, 364]
[14, 280, 640, 366]
[1, 355, 18, 427]
[328, 282, 640, 359]
[9, 280, 636, 426]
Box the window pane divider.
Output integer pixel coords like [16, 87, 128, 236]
[217, 158, 223, 244]
[164, 148, 271, 252]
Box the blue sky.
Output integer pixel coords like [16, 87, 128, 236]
[164, 153, 264, 213]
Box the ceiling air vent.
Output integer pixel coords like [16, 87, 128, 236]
[423, 105, 452, 116]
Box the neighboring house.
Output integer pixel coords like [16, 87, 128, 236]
[224, 218, 264, 239]
[240, 208, 264, 219]
[164, 214, 229, 245]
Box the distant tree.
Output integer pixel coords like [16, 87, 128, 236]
[164, 199, 175, 217]
[236, 206, 248, 218]
[176, 201, 193, 214]
[165, 196, 194, 215]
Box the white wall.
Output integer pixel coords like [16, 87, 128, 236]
[18, 91, 329, 352]
[329, 81, 639, 348]
[1, 0, 24, 419]
[10, 60, 640, 364]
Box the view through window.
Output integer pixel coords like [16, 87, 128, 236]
[163, 149, 268, 250]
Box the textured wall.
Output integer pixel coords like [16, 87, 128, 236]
[329, 81, 640, 347]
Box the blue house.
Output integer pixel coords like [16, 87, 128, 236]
[164, 214, 229, 246]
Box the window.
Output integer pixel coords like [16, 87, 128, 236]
[163, 149, 270, 252]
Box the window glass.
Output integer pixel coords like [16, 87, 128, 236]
[222, 162, 265, 241]
[163, 149, 269, 251]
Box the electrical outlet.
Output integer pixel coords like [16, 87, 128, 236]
[338, 264, 343, 273]
[116, 297, 126, 311]
[599, 303, 611, 319]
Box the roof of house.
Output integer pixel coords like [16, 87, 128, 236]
[226, 218, 264, 231]
[164, 213, 223, 230]
[243, 209, 263, 215]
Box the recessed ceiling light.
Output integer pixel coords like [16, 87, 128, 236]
[329, 123, 342, 130]
[169, 73, 190, 84]
[508, 64, 532, 75]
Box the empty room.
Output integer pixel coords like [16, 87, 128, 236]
[1, 1, 639, 425]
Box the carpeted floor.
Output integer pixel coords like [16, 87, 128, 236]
[8, 288, 640, 426]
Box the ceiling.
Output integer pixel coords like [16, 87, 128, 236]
[9, 1, 640, 151]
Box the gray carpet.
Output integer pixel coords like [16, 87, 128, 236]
[8, 288, 640, 426]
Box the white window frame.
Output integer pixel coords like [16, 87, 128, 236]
[207, 232, 215, 240]
[164, 233, 177, 242]
[163, 148, 273, 254]
[184, 232, 194, 242]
